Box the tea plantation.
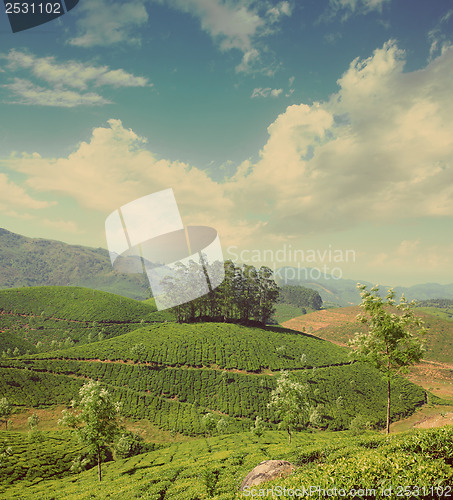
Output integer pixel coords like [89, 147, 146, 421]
[0, 285, 447, 499]
[1, 426, 452, 499]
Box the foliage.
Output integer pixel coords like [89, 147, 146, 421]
[0, 430, 84, 491]
[349, 284, 426, 433]
[38, 322, 350, 371]
[0, 286, 167, 353]
[0, 228, 150, 299]
[250, 416, 266, 440]
[2, 427, 452, 500]
[279, 285, 323, 311]
[201, 413, 217, 439]
[59, 381, 122, 481]
[163, 260, 280, 325]
[0, 398, 12, 431]
[348, 414, 372, 435]
[268, 370, 318, 444]
[114, 431, 144, 459]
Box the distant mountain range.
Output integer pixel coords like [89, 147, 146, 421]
[0, 228, 150, 300]
[1, 228, 453, 305]
[276, 266, 453, 306]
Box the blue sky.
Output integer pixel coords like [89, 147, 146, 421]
[1, 0, 453, 286]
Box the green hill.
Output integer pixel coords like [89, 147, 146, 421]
[0, 228, 150, 299]
[1, 426, 451, 499]
[0, 286, 170, 355]
[283, 305, 453, 365]
[0, 320, 425, 434]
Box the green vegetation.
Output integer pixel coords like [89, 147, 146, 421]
[165, 261, 279, 325]
[0, 430, 85, 494]
[1, 426, 451, 499]
[1, 279, 447, 498]
[0, 228, 150, 299]
[272, 286, 323, 324]
[268, 370, 321, 444]
[36, 322, 350, 370]
[0, 286, 167, 353]
[350, 285, 426, 433]
[279, 285, 322, 311]
[0, 398, 12, 430]
[59, 381, 122, 482]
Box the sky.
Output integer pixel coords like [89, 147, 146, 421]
[1, 0, 453, 287]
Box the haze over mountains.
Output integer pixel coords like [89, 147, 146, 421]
[2, 228, 453, 305]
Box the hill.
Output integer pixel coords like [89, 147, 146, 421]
[276, 266, 453, 306]
[1, 426, 452, 499]
[0, 286, 170, 355]
[0, 319, 426, 435]
[283, 305, 453, 401]
[272, 285, 323, 323]
[282, 306, 453, 365]
[0, 228, 150, 299]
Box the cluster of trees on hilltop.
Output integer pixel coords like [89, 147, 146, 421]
[416, 298, 453, 308]
[279, 285, 323, 311]
[162, 260, 280, 325]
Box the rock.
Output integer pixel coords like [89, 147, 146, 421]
[240, 460, 294, 490]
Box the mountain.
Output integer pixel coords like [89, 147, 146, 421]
[0, 228, 150, 299]
[276, 266, 453, 306]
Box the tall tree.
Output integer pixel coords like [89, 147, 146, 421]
[349, 284, 426, 434]
[59, 381, 122, 481]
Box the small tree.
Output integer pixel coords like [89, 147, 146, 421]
[349, 284, 426, 434]
[0, 398, 12, 431]
[201, 413, 216, 440]
[59, 381, 122, 481]
[250, 416, 266, 441]
[267, 371, 313, 444]
[216, 417, 228, 435]
[28, 412, 41, 441]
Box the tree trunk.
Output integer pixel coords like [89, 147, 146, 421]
[288, 430, 291, 445]
[5, 420, 7, 431]
[98, 451, 102, 482]
[386, 371, 391, 435]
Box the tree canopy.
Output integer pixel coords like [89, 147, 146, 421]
[59, 381, 122, 481]
[163, 260, 280, 325]
[349, 284, 426, 434]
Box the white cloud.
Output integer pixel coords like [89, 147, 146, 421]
[5, 41, 453, 252]
[3, 50, 150, 89]
[327, 0, 390, 19]
[3, 78, 111, 107]
[164, 0, 293, 73]
[428, 9, 453, 60]
[1, 50, 150, 107]
[0, 173, 54, 212]
[69, 0, 148, 47]
[251, 87, 283, 98]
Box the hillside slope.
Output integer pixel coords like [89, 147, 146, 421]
[282, 306, 453, 364]
[0, 286, 169, 354]
[0, 228, 150, 299]
[1, 321, 425, 434]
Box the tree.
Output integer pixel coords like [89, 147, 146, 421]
[216, 417, 228, 435]
[250, 416, 266, 441]
[201, 413, 216, 440]
[349, 284, 426, 434]
[59, 381, 122, 481]
[114, 431, 144, 459]
[0, 398, 12, 431]
[267, 371, 314, 444]
[28, 412, 41, 441]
